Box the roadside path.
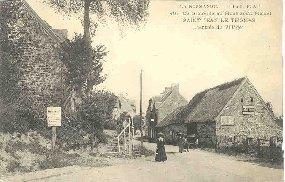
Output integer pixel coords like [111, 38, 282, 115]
[2, 142, 283, 182]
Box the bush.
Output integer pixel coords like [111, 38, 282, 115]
[216, 136, 283, 165]
[133, 144, 155, 158]
[6, 160, 21, 173]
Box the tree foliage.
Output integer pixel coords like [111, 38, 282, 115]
[46, 0, 149, 25]
[145, 99, 158, 127]
[46, 0, 149, 42]
[77, 90, 118, 143]
[61, 34, 107, 93]
[0, 0, 23, 104]
[0, 0, 36, 133]
[115, 111, 129, 131]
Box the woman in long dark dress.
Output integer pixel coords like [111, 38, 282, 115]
[178, 134, 184, 153]
[155, 133, 167, 162]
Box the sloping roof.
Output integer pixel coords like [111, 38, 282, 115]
[150, 84, 188, 124]
[157, 77, 246, 127]
[21, 0, 66, 43]
[151, 90, 172, 104]
[186, 77, 246, 123]
[156, 105, 186, 127]
[156, 93, 188, 123]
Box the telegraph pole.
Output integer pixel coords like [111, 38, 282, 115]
[140, 70, 143, 146]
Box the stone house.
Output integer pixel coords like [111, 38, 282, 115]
[157, 77, 282, 147]
[0, 0, 69, 129]
[113, 94, 136, 120]
[146, 84, 187, 141]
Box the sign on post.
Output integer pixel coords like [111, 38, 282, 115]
[47, 107, 61, 149]
[47, 107, 61, 127]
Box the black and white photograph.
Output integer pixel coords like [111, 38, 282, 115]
[0, 0, 283, 181]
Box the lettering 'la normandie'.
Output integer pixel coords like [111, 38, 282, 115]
[179, 4, 218, 9]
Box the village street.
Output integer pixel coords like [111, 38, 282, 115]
[2, 142, 283, 182]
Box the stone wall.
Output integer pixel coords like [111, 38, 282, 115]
[216, 79, 282, 147]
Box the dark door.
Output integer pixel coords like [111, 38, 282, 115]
[187, 123, 197, 135]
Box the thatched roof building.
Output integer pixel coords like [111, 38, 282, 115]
[146, 83, 187, 141]
[157, 77, 281, 147]
[157, 77, 246, 127]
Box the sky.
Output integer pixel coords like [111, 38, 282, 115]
[26, 0, 282, 115]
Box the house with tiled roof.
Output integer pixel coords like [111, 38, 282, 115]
[145, 84, 187, 142]
[157, 77, 282, 147]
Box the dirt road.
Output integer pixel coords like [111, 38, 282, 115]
[2, 142, 283, 182]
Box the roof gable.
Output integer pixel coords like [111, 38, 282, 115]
[21, 0, 65, 43]
[185, 77, 246, 123]
[156, 91, 188, 122]
[157, 77, 247, 127]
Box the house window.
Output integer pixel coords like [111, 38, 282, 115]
[220, 116, 234, 126]
[250, 97, 254, 102]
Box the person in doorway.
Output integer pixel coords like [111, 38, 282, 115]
[178, 133, 184, 153]
[155, 133, 167, 162]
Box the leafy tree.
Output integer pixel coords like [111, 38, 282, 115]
[133, 114, 144, 131]
[61, 34, 106, 94]
[47, 0, 149, 43]
[47, 0, 150, 94]
[47, 0, 150, 148]
[145, 99, 158, 127]
[78, 90, 117, 148]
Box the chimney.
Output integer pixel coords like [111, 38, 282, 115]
[164, 87, 171, 93]
[171, 83, 179, 93]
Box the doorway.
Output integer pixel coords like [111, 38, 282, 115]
[187, 123, 197, 135]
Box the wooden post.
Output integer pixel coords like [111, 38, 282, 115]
[124, 129, 126, 151]
[139, 70, 143, 146]
[131, 117, 135, 139]
[52, 126, 57, 149]
[128, 124, 131, 155]
[118, 137, 120, 153]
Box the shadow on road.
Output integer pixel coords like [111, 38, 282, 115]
[236, 158, 283, 169]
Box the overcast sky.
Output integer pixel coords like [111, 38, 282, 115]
[27, 0, 282, 115]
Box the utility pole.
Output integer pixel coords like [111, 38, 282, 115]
[140, 70, 143, 146]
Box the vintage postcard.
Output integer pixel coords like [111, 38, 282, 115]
[0, 0, 283, 181]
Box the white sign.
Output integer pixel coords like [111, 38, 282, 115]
[242, 105, 255, 115]
[47, 107, 61, 127]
